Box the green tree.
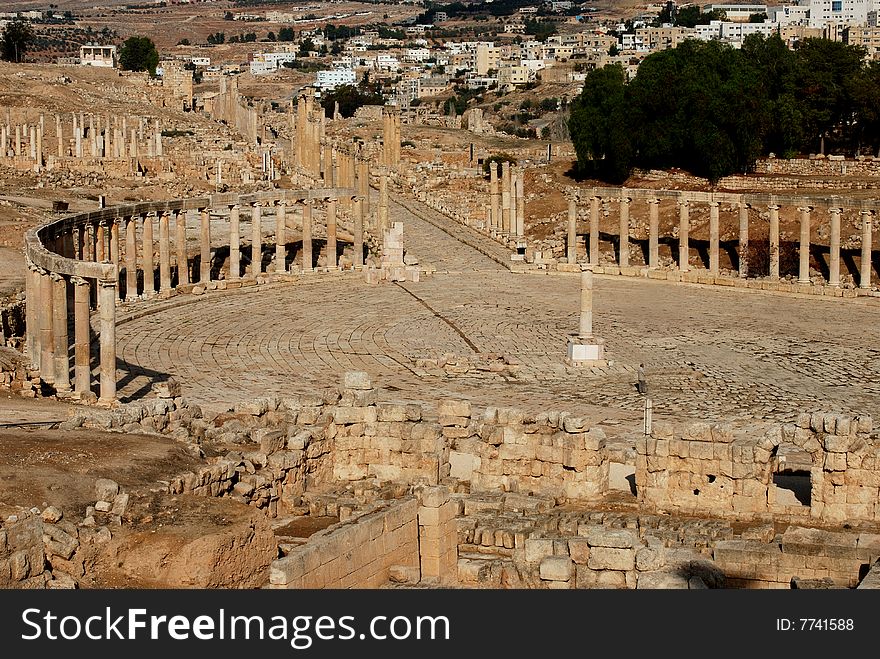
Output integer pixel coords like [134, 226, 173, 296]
[1, 20, 35, 63]
[568, 63, 633, 182]
[320, 82, 384, 118]
[118, 35, 159, 75]
[299, 38, 315, 56]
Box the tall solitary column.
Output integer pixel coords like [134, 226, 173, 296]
[618, 197, 630, 268]
[56, 114, 63, 157]
[200, 208, 211, 283]
[768, 204, 780, 281]
[490, 162, 500, 235]
[98, 278, 117, 404]
[861, 210, 873, 289]
[798, 207, 811, 284]
[579, 266, 593, 339]
[52, 274, 70, 392]
[829, 207, 842, 287]
[142, 213, 155, 297]
[39, 270, 55, 384]
[326, 199, 338, 268]
[648, 198, 659, 269]
[125, 216, 138, 301]
[229, 204, 241, 281]
[251, 202, 262, 277]
[678, 200, 690, 272]
[159, 211, 171, 293]
[354, 197, 364, 267]
[501, 161, 511, 235]
[302, 200, 313, 271]
[738, 202, 749, 278]
[567, 200, 577, 264]
[72, 276, 91, 396]
[175, 210, 189, 286]
[275, 201, 287, 273]
[709, 200, 720, 275]
[589, 196, 600, 265]
[515, 169, 525, 238]
[25, 264, 39, 368]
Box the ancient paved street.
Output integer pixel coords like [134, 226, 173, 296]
[114, 196, 880, 428]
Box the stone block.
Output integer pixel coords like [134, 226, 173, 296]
[333, 407, 378, 425]
[377, 403, 408, 422]
[438, 399, 472, 418]
[152, 378, 181, 398]
[637, 570, 690, 589]
[524, 537, 554, 563]
[539, 555, 573, 581]
[588, 547, 635, 571]
[94, 478, 119, 503]
[636, 547, 664, 571]
[584, 528, 637, 549]
[419, 485, 451, 508]
[568, 538, 590, 564]
[342, 371, 372, 390]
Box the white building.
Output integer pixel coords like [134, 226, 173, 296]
[405, 48, 432, 62]
[315, 68, 357, 89]
[249, 52, 297, 75]
[375, 54, 400, 71]
[191, 57, 211, 67]
[79, 44, 117, 68]
[703, 3, 768, 20]
[807, 0, 876, 27]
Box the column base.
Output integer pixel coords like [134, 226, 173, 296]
[565, 336, 606, 367]
[797, 278, 811, 285]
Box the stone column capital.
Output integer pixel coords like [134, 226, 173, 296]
[829, 207, 843, 214]
[70, 275, 89, 286]
[97, 277, 116, 288]
[228, 203, 239, 211]
[797, 206, 813, 213]
[677, 199, 689, 208]
[767, 204, 780, 211]
[859, 209, 873, 216]
[619, 196, 631, 204]
[708, 200, 720, 208]
[647, 198, 660, 205]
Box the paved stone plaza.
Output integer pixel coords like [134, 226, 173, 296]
[114, 196, 880, 428]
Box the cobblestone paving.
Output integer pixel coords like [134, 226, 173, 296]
[114, 195, 880, 428]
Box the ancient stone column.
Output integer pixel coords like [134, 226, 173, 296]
[678, 200, 689, 272]
[229, 204, 240, 281]
[52, 273, 70, 391]
[14, 124, 21, 156]
[618, 197, 630, 268]
[98, 278, 117, 404]
[648, 198, 659, 269]
[275, 201, 287, 273]
[589, 196, 600, 265]
[302, 200, 313, 271]
[29, 126, 36, 160]
[159, 211, 171, 293]
[798, 206, 811, 284]
[379, 174, 389, 236]
[96, 222, 106, 262]
[501, 161, 511, 235]
[130, 129, 138, 157]
[861, 210, 873, 289]
[175, 211, 189, 286]
[56, 114, 63, 157]
[141, 213, 154, 297]
[354, 196, 364, 267]
[110, 218, 120, 275]
[25, 264, 39, 368]
[567, 200, 577, 264]
[86, 223, 96, 262]
[326, 199, 337, 268]
[251, 202, 262, 277]
[579, 266, 593, 339]
[490, 162, 500, 235]
[39, 270, 54, 384]
[358, 159, 370, 216]
[155, 120, 163, 157]
[509, 170, 518, 237]
[36, 125, 42, 166]
[738, 202, 749, 278]
[199, 208, 211, 284]
[125, 216, 138, 301]
[768, 204, 780, 281]
[75, 122, 82, 158]
[709, 200, 720, 275]
[72, 276, 91, 395]
[515, 169, 525, 238]
[829, 207, 842, 287]
[89, 114, 96, 156]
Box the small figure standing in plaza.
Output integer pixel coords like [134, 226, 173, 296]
[636, 363, 648, 395]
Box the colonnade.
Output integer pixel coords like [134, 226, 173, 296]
[24, 188, 372, 404]
[487, 160, 525, 241]
[568, 188, 878, 288]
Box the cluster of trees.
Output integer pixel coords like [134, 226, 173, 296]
[0, 20, 35, 62]
[118, 35, 159, 75]
[320, 74, 385, 118]
[568, 36, 880, 184]
[655, 5, 727, 27]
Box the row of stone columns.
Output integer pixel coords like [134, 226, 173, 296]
[570, 196, 876, 288]
[382, 106, 401, 168]
[111, 200, 365, 299]
[26, 194, 367, 403]
[25, 261, 117, 403]
[1, 113, 163, 160]
[487, 160, 525, 241]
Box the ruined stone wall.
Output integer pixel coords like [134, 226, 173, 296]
[0, 513, 47, 587]
[754, 156, 880, 177]
[268, 497, 419, 588]
[637, 412, 878, 525]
